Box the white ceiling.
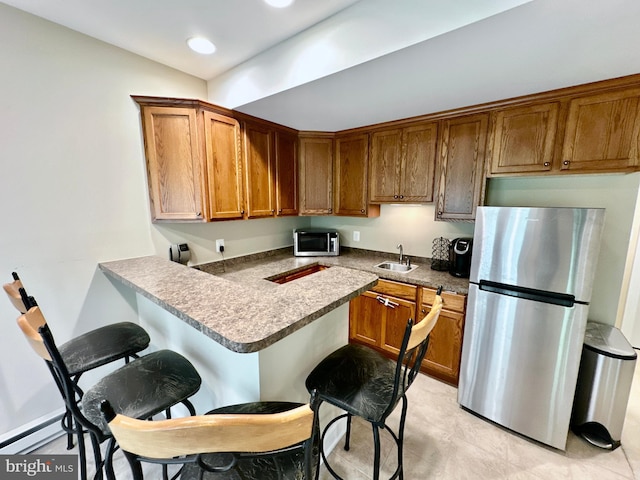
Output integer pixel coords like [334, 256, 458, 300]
[4, 0, 640, 131]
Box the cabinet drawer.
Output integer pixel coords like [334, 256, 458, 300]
[372, 279, 417, 302]
[421, 287, 466, 313]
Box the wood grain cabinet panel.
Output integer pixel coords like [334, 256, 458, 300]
[243, 121, 275, 218]
[436, 113, 489, 221]
[299, 135, 333, 215]
[203, 111, 244, 220]
[349, 279, 466, 386]
[488, 103, 559, 175]
[349, 288, 415, 356]
[334, 133, 379, 217]
[274, 131, 298, 216]
[141, 106, 204, 221]
[420, 303, 465, 385]
[369, 122, 437, 203]
[561, 88, 640, 172]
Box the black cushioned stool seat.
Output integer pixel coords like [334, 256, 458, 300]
[180, 401, 319, 480]
[306, 344, 404, 424]
[82, 349, 202, 436]
[60, 322, 150, 376]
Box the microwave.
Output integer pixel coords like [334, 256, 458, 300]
[293, 228, 340, 257]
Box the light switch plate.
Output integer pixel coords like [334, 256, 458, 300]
[215, 239, 225, 253]
[353, 231, 360, 242]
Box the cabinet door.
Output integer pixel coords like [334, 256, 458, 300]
[349, 291, 415, 355]
[274, 131, 298, 216]
[561, 89, 640, 172]
[421, 304, 464, 385]
[243, 122, 275, 218]
[299, 136, 333, 215]
[203, 111, 244, 220]
[334, 133, 377, 217]
[349, 291, 384, 348]
[436, 113, 489, 221]
[401, 122, 437, 202]
[381, 296, 416, 355]
[369, 129, 402, 202]
[489, 103, 559, 175]
[142, 106, 204, 221]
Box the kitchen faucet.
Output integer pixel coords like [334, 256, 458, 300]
[397, 244, 404, 264]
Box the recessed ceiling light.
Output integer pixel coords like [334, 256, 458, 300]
[187, 37, 216, 55]
[264, 0, 295, 8]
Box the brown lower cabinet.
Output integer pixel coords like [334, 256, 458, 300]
[349, 279, 466, 386]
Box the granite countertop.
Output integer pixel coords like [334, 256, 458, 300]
[196, 247, 470, 295]
[99, 248, 469, 355]
[99, 255, 378, 353]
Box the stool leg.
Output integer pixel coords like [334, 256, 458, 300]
[397, 396, 408, 480]
[372, 424, 381, 480]
[344, 413, 352, 451]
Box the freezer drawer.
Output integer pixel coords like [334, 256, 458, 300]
[458, 284, 589, 450]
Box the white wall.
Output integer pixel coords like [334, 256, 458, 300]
[486, 173, 640, 324]
[0, 4, 208, 437]
[311, 204, 474, 259]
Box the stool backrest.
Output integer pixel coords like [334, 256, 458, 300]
[16, 306, 52, 361]
[3, 272, 36, 314]
[384, 288, 443, 420]
[101, 392, 321, 479]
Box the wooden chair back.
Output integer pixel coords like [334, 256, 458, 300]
[3, 272, 31, 314]
[407, 294, 443, 351]
[102, 402, 315, 459]
[16, 306, 52, 361]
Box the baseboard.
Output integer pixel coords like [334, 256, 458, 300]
[0, 409, 65, 454]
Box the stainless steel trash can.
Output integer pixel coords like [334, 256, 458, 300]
[571, 321, 637, 450]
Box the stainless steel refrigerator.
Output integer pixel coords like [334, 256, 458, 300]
[458, 206, 605, 450]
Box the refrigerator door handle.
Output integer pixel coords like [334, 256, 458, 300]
[479, 280, 576, 307]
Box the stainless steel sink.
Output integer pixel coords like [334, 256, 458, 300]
[375, 261, 419, 274]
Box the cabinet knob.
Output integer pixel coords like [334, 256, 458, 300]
[271, 209, 275, 213]
[196, 212, 202, 217]
[421, 308, 427, 314]
[543, 162, 550, 167]
[563, 160, 570, 166]
[278, 209, 282, 213]
[328, 208, 332, 213]
[438, 211, 443, 216]
[394, 195, 399, 199]
[360, 209, 365, 213]
[241, 209, 245, 215]
[399, 195, 404, 199]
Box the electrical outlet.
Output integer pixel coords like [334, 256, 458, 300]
[353, 231, 360, 242]
[215, 239, 225, 253]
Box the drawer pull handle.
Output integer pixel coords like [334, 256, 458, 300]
[376, 295, 398, 309]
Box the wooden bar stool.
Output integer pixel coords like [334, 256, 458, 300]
[4, 272, 151, 450]
[16, 306, 201, 480]
[305, 287, 443, 480]
[100, 392, 321, 479]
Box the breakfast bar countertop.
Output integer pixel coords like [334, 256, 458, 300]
[99, 248, 469, 355]
[99, 254, 378, 354]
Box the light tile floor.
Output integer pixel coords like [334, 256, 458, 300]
[36, 362, 640, 479]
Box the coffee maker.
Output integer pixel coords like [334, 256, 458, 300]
[449, 238, 473, 278]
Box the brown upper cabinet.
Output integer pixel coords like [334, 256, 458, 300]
[204, 111, 244, 220]
[274, 131, 299, 216]
[242, 121, 275, 218]
[435, 113, 489, 222]
[299, 134, 334, 215]
[561, 88, 640, 172]
[488, 102, 560, 175]
[242, 121, 298, 219]
[139, 105, 205, 221]
[369, 122, 438, 203]
[334, 133, 380, 217]
[136, 100, 244, 222]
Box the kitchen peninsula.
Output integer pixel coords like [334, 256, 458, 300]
[98, 249, 465, 404]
